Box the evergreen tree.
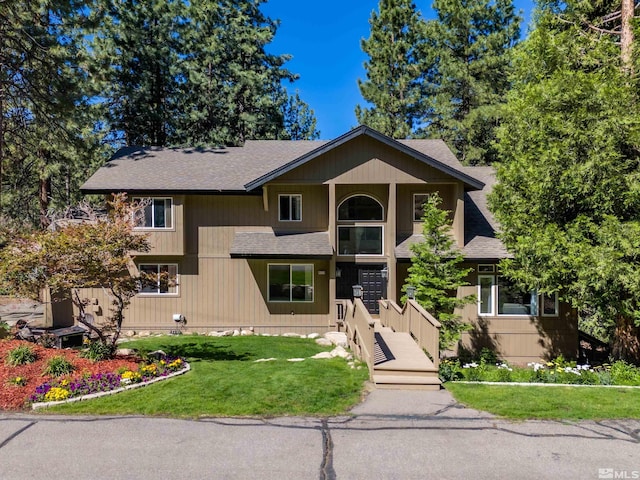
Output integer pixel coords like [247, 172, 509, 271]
[490, 0, 640, 361]
[282, 90, 320, 140]
[356, 0, 427, 138]
[92, 0, 185, 146]
[0, 0, 104, 227]
[405, 193, 475, 349]
[421, 0, 520, 165]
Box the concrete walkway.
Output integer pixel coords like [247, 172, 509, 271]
[1, 388, 639, 480]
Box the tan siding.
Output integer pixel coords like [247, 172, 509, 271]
[396, 184, 457, 236]
[136, 195, 185, 255]
[267, 185, 328, 232]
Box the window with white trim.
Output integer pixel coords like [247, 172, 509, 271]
[413, 193, 430, 221]
[133, 197, 173, 229]
[478, 267, 538, 316]
[268, 264, 314, 302]
[278, 194, 302, 222]
[139, 264, 178, 295]
[337, 195, 383, 221]
[542, 293, 559, 316]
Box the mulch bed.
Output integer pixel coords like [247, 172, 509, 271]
[0, 339, 139, 410]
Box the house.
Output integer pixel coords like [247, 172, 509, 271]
[80, 126, 577, 363]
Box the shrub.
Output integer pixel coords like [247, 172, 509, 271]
[479, 348, 499, 365]
[43, 356, 75, 377]
[6, 344, 37, 366]
[439, 359, 463, 382]
[80, 340, 114, 362]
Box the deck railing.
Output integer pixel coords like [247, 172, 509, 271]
[344, 298, 375, 375]
[379, 299, 441, 368]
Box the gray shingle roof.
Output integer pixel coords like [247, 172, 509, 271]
[81, 127, 483, 193]
[230, 231, 333, 258]
[395, 167, 510, 260]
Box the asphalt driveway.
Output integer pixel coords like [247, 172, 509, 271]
[0, 389, 638, 480]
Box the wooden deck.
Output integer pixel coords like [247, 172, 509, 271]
[372, 324, 441, 390]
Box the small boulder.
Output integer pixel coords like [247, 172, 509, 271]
[324, 331, 348, 348]
[311, 352, 333, 359]
[330, 346, 352, 359]
[282, 332, 301, 338]
[315, 338, 332, 347]
[124, 330, 136, 337]
[232, 329, 240, 336]
[287, 358, 305, 362]
[240, 329, 254, 336]
[222, 330, 234, 337]
[115, 348, 136, 356]
[138, 331, 151, 338]
[148, 349, 167, 359]
[307, 333, 320, 339]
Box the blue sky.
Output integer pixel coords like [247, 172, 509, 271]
[262, 0, 536, 139]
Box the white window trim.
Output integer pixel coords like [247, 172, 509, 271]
[337, 194, 385, 222]
[133, 197, 174, 230]
[478, 271, 540, 317]
[478, 274, 495, 316]
[477, 264, 495, 273]
[336, 225, 385, 257]
[267, 263, 314, 303]
[138, 263, 179, 296]
[278, 194, 302, 222]
[413, 193, 430, 222]
[541, 292, 559, 317]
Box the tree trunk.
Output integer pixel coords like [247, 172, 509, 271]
[621, 0, 634, 74]
[611, 315, 640, 363]
[39, 176, 51, 229]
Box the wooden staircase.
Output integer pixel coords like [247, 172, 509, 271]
[372, 322, 441, 390]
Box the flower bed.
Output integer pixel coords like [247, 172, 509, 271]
[0, 339, 187, 410]
[439, 356, 640, 386]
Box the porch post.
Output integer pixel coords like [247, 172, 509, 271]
[328, 182, 337, 325]
[386, 183, 397, 302]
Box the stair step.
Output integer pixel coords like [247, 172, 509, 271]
[373, 374, 442, 391]
[373, 368, 439, 377]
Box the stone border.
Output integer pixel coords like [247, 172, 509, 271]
[454, 380, 640, 389]
[31, 362, 191, 410]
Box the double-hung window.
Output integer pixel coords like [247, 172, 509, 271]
[134, 197, 173, 229]
[279, 194, 302, 222]
[139, 264, 178, 295]
[413, 193, 430, 221]
[268, 264, 314, 302]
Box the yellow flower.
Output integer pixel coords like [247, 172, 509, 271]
[44, 387, 71, 402]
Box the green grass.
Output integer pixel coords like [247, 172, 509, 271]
[45, 335, 369, 417]
[446, 383, 640, 420]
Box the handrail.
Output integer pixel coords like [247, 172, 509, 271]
[343, 298, 375, 376]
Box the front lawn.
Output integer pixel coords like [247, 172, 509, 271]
[446, 383, 640, 420]
[44, 335, 369, 417]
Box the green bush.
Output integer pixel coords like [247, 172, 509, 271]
[6, 344, 37, 366]
[80, 340, 114, 362]
[43, 356, 75, 377]
[439, 359, 463, 382]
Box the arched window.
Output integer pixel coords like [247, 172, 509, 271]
[337, 195, 383, 221]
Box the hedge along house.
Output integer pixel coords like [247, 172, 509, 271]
[80, 126, 577, 363]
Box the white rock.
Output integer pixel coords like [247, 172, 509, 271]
[287, 358, 305, 362]
[138, 331, 151, 338]
[299, 334, 307, 339]
[307, 333, 320, 339]
[261, 333, 271, 336]
[116, 348, 135, 356]
[255, 358, 277, 362]
[324, 331, 348, 348]
[282, 332, 301, 337]
[233, 329, 240, 336]
[222, 330, 234, 337]
[330, 346, 352, 359]
[240, 330, 253, 336]
[124, 330, 136, 337]
[311, 352, 333, 359]
[315, 338, 332, 347]
[207, 331, 222, 337]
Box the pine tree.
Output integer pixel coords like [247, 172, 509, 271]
[282, 90, 320, 140]
[355, 0, 427, 138]
[421, 0, 520, 165]
[405, 194, 475, 349]
[0, 0, 104, 227]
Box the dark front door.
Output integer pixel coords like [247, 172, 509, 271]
[336, 263, 385, 314]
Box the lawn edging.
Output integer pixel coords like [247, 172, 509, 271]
[31, 362, 190, 410]
[451, 380, 640, 389]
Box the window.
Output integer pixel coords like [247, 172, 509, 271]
[134, 197, 173, 229]
[338, 226, 383, 255]
[338, 195, 383, 221]
[139, 264, 178, 295]
[268, 264, 314, 302]
[478, 268, 538, 316]
[413, 193, 430, 221]
[278, 194, 302, 222]
[542, 293, 559, 316]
